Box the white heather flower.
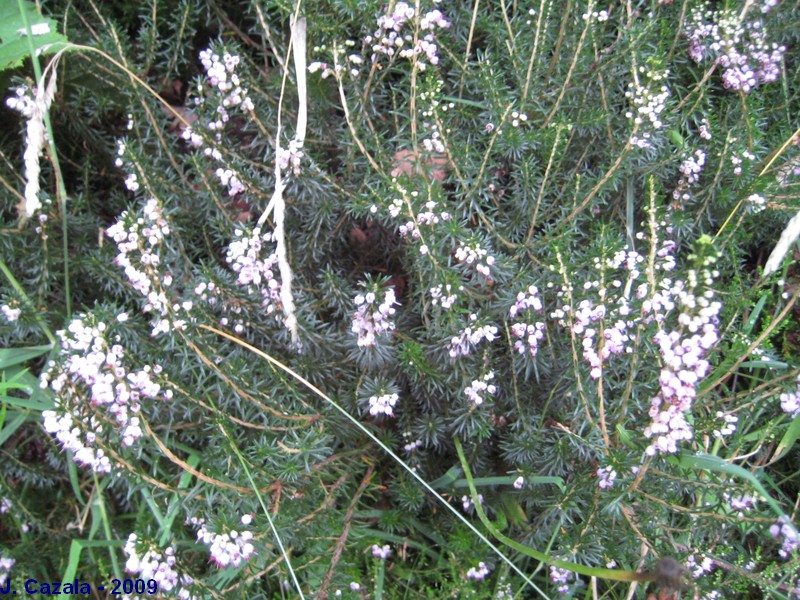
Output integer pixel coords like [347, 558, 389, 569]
[124, 173, 140, 192]
[781, 391, 800, 417]
[191, 517, 256, 568]
[368, 392, 399, 417]
[0, 497, 11, 513]
[1, 304, 21, 322]
[371, 544, 391, 559]
[466, 561, 490, 581]
[513, 476, 524, 489]
[41, 315, 164, 473]
[746, 193, 767, 214]
[0, 556, 15, 587]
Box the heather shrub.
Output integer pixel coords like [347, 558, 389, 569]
[1, 0, 800, 598]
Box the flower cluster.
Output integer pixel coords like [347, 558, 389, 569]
[770, 517, 799, 559]
[371, 544, 391, 560]
[625, 66, 670, 148]
[179, 47, 256, 195]
[461, 494, 483, 512]
[455, 241, 495, 279]
[197, 49, 254, 124]
[368, 392, 399, 417]
[712, 411, 738, 438]
[351, 286, 398, 347]
[114, 134, 139, 194]
[581, 8, 609, 22]
[596, 466, 618, 490]
[448, 314, 498, 359]
[686, 555, 714, 579]
[464, 372, 497, 406]
[225, 227, 282, 318]
[123, 535, 195, 599]
[5, 85, 36, 116]
[745, 193, 767, 214]
[565, 251, 642, 379]
[107, 199, 189, 336]
[724, 491, 758, 516]
[40, 315, 166, 473]
[189, 515, 255, 568]
[465, 561, 490, 581]
[276, 138, 305, 177]
[779, 375, 800, 417]
[549, 566, 573, 594]
[397, 198, 451, 239]
[673, 149, 706, 204]
[643, 256, 722, 455]
[0, 557, 13, 587]
[1, 302, 21, 322]
[686, 7, 785, 93]
[366, 3, 450, 70]
[511, 322, 546, 359]
[430, 283, 460, 309]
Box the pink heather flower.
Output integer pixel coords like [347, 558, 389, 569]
[226, 227, 282, 318]
[466, 562, 490, 581]
[712, 411, 738, 438]
[549, 566, 572, 594]
[770, 517, 800, 558]
[509, 285, 543, 317]
[511, 322, 546, 359]
[464, 372, 497, 406]
[277, 138, 304, 176]
[686, 7, 785, 94]
[644, 265, 722, 455]
[449, 314, 498, 358]
[455, 242, 495, 280]
[371, 544, 391, 560]
[686, 554, 714, 578]
[461, 494, 483, 512]
[597, 466, 617, 490]
[123, 534, 193, 595]
[724, 492, 757, 515]
[351, 286, 398, 347]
